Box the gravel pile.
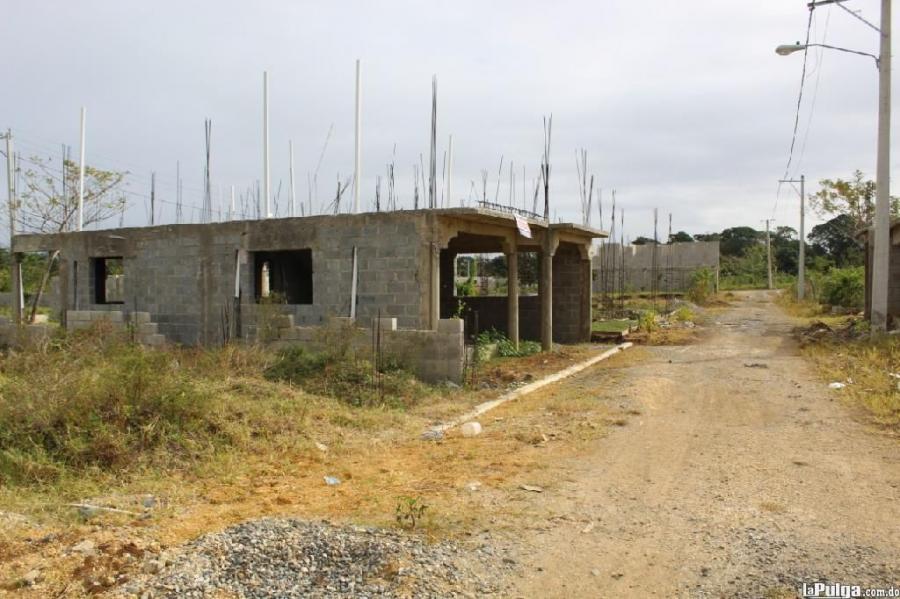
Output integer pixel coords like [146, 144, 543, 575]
[127, 518, 509, 598]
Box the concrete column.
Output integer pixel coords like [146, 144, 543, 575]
[540, 231, 556, 351]
[580, 256, 592, 342]
[506, 249, 519, 349]
[11, 253, 23, 324]
[430, 242, 440, 330]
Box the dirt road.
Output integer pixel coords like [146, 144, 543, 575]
[507, 291, 899, 598]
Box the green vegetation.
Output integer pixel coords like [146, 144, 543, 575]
[591, 319, 636, 333]
[0, 332, 306, 486]
[264, 344, 424, 409]
[475, 328, 542, 358]
[819, 267, 865, 311]
[687, 267, 716, 304]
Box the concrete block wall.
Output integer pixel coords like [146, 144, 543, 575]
[39, 212, 430, 347]
[0, 318, 53, 350]
[270, 317, 465, 384]
[449, 295, 540, 340]
[66, 310, 166, 346]
[593, 241, 720, 293]
[553, 243, 589, 343]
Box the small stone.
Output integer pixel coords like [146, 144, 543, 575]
[141, 495, 157, 508]
[421, 429, 444, 441]
[314, 442, 329, 452]
[71, 539, 96, 555]
[460, 422, 483, 437]
[143, 559, 163, 574]
[591, 569, 600, 577]
[19, 570, 43, 587]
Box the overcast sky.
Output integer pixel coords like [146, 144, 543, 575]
[1, 0, 896, 242]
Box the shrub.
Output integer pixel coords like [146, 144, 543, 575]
[672, 306, 695, 322]
[263, 345, 327, 384]
[638, 311, 659, 332]
[687, 267, 716, 305]
[264, 345, 422, 409]
[820, 267, 865, 310]
[476, 328, 541, 358]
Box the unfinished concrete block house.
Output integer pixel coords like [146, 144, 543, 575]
[859, 218, 900, 329]
[10, 207, 605, 382]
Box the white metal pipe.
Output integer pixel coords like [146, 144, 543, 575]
[263, 71, 271, 218]
[289, 140, 295, 217]
[5, 130, 14, 241]
[447, 134, 453, 207]
[353, 59, 361, 214]
[78, 106, 86, 231]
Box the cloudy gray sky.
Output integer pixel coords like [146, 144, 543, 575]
[1, 0, 896, 241]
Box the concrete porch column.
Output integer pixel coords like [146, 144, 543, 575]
[540, 231, 558, 351]
[580, 252, 593, 342]
[506, 247, 519, 350]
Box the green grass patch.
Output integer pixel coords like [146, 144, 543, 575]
[592, 320, 636, 334]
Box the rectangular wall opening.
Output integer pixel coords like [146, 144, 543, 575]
[254, 249, 313, 304]
[92, 257, 124, 304]
[454, 252, 539, 297]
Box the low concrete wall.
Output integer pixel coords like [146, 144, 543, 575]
[66, 310, 166, 346]
[0, 318, 54, 350]
[270, 316, 466, 384]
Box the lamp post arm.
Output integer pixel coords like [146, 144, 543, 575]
[807, 43, 880, 66]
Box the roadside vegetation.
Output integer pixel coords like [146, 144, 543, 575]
[0, 319, 621, 595]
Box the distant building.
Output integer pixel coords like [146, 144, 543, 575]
[859, 218, 900, 329]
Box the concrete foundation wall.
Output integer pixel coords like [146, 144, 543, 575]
[271, 316, 465, 383]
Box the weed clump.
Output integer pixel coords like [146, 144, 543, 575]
[0, 337, 233, 485]
[264, 345, 424, 409]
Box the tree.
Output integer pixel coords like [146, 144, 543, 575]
[771, 226, 799, 275]
[668, 231, 694, 243]
[14, 156, 126, 322]
[808, 214, 864, 268]
[809, 170, 899, 229]
[632, 236, 658, 245]
[693, 232, 721, 242]
[719, 227, 763, 257]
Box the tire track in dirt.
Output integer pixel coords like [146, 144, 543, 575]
[506, 291, 900, 598]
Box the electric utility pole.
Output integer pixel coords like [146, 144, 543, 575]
[764, 219, 774, 290]
[779, 175, 805, 300]
[871, 0, 892, 331]
[3, 130, 14, 243]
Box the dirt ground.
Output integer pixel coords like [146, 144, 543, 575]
[503, 290, 900, 598]
[3, 291, 898, 597]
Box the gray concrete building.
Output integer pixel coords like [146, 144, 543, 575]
[9, 208, 605, 380]
[859, 218, 900, 329]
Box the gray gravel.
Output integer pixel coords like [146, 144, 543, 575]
[126, 518, 511, 598]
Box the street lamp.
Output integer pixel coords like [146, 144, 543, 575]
[776, 0, 892, 332]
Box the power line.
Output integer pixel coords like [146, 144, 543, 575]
[775, 5, 816, 218]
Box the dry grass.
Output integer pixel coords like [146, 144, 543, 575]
[802, 336, 900, 429]
[0, 334, 627, 596]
